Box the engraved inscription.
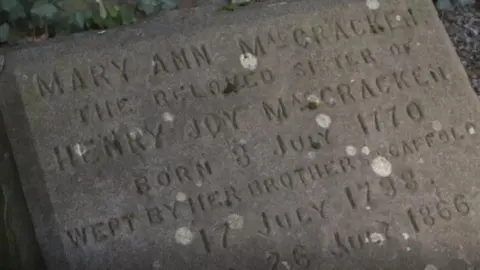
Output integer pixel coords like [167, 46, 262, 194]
[231, 143, 251, 168]
[266, 245, 311, 270]
[344, 168, 419, 210]
[318, 65, 448, 108]
[238, 9, 419, 56]
[330, 230, 373, 257]
[334, 48, 377, 70]
[29, 3, 480, 267]
[383, 122, 477, 159]
[53, 107, 242, 171]
[356, 101, 425, 135]
[152, 69, 275, 109]
[53, 122, 164, 170]
[247, 156, 358, 199]
[66, 212, 136, 246]
[187, 186, 242, 215]
[76, 97, 135, 124]
[406, 193, 472, 233]
[258, 202, 326, 236]
[134, 158, 214, 194]
[151, 44, 212, 76]
[33, 58, 129, 98]
[262, 98, 289, 123]
[184, 108, 240, 140]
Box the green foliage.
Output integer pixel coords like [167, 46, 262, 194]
[2, 0, 18, 12]
[138, 0, 161, 15]
[68, 4, 138, 30]
[0, 23, 9, 42]
[30, 1, 58, 18]
[0, 0, 177, 45]
[1, 0, 475, 45]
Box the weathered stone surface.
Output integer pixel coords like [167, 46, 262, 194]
[0, 111, 45, 270]
[1, 0, 480, 269]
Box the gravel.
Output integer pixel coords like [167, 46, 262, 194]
[439, 3, 480, 94]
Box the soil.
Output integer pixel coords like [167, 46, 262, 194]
[439, 3, 480, 94]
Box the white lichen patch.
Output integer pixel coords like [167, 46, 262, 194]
[73, 143, 87, 157]
[406, 247, 411, 251]
[402, 233, 410, 240]
[129, 127, 143, 139]
[176, 192, 187, 202]
[369, 232, 386, 245]
[468, 126, 476, 135]
[345, 145, 357, 156]
[366, 0, 380, 10]
[195, 181, 203, 187]
[307, 152, 316, 159]
[240, 52, 258, 70]
[281, 261, 291, 270]
[365, 205, 372, 211]
[396, 15, 402, 21]
[175, 227, 194, 245]
[307, 94, 320, 104]
[316, 114, 332, 129]
[163, 112, 175, 122]
[152, 261, 161, 269]
[371, 156, 392, 177]
[361, 146, 370, 155]
[425, 264, 438, 270]
[227, 214, 244, 230]
[432, 120, 443, 131]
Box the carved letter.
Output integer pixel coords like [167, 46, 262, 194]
[238, 36, 266, 56]
[35, 72, 64, 97]
[263, 99, 288, 123]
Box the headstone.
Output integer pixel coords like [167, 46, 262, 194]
[0, 111, 45, 270]
[1, 0, 480, 269]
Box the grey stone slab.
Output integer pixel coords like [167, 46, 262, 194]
[1, 0, 480, 269]
[0, 111, 45, 270]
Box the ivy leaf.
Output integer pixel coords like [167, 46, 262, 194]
[138, 0, 158, 15]
[0, 23, 9, 42]
[102, 16, 117, 28]
[138, 4, 154, 15]
[107, 5, 120, 18]
[7, 3, 26, 20]
[69, 11, 85, 29]
[119, 6, 135, 25]
[161, 0, 177, 9]
[30, 3, 58, 19]
[91, 12, 106, 28]
[83, 10, 93, 28]
[1, 0, 18, 12]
